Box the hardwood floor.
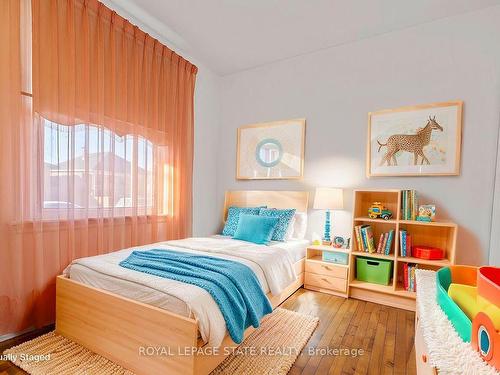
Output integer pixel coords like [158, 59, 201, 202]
[281, 288, 416, 375]
[0, 288, 416, 375]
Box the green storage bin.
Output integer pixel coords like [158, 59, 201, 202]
[322, 250, 349, 265]
[356, 257, 393, 285]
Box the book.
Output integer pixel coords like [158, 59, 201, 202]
[409, 190, 413, 220]
[399, 230, 403, 255]
[401, 189, 419, 220]
[385, 230, 394, 255]
[366, 226, 376, 253]
[381, 233, 388, 254]
[406, 190, 410, 220]
[403, 263, 409, 290]
[382, 233, 388, 255]
[407, 234, 412, 257]
[376, 233, 384, 253]
[354, 225, 363, 251]
[360, 225, 369, 251]
[402, 190, 406, 220]
[412, 191, 418, 220]
[409, 264, 412, 291]
[400, 230, 407, 256]
[408, 190, 413, 220]
[410, 265, 416, 292]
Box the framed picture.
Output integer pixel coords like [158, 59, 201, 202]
[237, 119, 306, 180]
[367, 101, 463, 177]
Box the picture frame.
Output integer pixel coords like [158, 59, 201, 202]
[236, 119, 306, 180]
[367, 101, 463, 177]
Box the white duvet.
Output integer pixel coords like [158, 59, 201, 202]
[64, 237, 299, 347]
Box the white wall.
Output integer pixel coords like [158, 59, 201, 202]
[489, 116, 500, 266]
[217, 6, 500, 265]
[192, 68, 221, 236]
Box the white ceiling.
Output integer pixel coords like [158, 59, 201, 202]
[108, 0, 500, 75]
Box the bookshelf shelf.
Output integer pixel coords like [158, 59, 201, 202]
[394, 286, 417, 299]
[397, 256, 451, 267]
[349, 279, 394, 294]
[399, 220, 457, 228]
[354, 217, 398, 224]
[348, 189, 457, 311]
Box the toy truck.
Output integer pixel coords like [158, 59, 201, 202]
[367, 202, 393, 220]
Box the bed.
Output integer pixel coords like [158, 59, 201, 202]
[56, 190, 309, 375]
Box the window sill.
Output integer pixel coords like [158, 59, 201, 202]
[10, 215, 170, 233]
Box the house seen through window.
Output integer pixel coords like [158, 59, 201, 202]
[43, 119, 154, 215]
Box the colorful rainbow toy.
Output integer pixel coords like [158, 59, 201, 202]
[436, 265, 500, 370]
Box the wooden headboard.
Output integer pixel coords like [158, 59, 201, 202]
[223, 190, 309, 221]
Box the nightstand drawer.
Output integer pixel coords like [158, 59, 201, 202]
[306, 261, 348, 279]
[305, 272, 347, 293]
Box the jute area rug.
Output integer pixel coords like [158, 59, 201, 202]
[4, 308, 319, 375]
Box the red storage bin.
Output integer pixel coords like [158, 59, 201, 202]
[412, 246, 444, 260]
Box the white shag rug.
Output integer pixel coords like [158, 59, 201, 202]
[416, 269, 498, 375]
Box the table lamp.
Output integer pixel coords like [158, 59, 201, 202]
[313, 187, 344, 242]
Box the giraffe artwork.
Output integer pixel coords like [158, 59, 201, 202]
[377, 116, 443, 166]
[367, 101, 463, 176]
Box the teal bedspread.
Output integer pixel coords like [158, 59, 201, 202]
[119, 249, 272, 344]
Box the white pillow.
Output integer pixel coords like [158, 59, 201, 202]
[292, 212, 308, 239]
[284, 215, 296, 241]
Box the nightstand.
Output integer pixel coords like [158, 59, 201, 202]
[304, 245, 350, 298]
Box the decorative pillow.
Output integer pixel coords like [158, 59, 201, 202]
[258, 208, 297, 241]
[222, 206, 264, 236]
[292, 212, 308, 239]
[233, 214, 280, 245]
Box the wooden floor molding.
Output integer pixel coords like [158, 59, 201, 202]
[0, 289, 416, 375]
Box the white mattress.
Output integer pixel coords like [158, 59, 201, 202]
[66, 236, 308, 345]
[213, 235, 309, 263]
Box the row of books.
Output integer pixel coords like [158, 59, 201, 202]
[403, 263, 418, 292]
[399, 230, 412, 257]
[354, 225, 394, 255]
[401, 189, 418, 220]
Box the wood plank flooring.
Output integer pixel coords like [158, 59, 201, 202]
[0, 288, 416, 375]
[282, 288, 416, 375]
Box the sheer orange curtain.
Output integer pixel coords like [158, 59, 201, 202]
[0, 0, 196, 336]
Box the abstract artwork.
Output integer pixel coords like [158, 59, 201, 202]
[237, 119, 305, 179]
[367, 101, 463, 177]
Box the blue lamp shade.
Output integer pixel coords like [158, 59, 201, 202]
[313, 188, 344, 242]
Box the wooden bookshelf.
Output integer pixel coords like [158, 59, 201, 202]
[348, 189, 457, 311]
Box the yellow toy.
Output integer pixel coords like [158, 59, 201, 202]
[437, 266, 500, 370]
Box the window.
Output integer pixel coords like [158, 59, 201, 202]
[42, 118, 155, 217]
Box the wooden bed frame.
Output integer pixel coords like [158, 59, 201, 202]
[56, 190, 309, 375]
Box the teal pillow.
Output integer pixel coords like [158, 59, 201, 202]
[222, 206, 265, 236]
[233, 214, 279, 245]
[258, 208, 296, 241]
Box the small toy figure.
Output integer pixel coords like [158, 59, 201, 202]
[333, 236, 345, 248]
[368, 202, 393, 220]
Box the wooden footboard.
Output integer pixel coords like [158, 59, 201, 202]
[56, 259, 304, 375]
[56, 276, 198, 374]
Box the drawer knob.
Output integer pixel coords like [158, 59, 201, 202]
[322, 278, 329, 283]
[422, 354, 427, 363]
